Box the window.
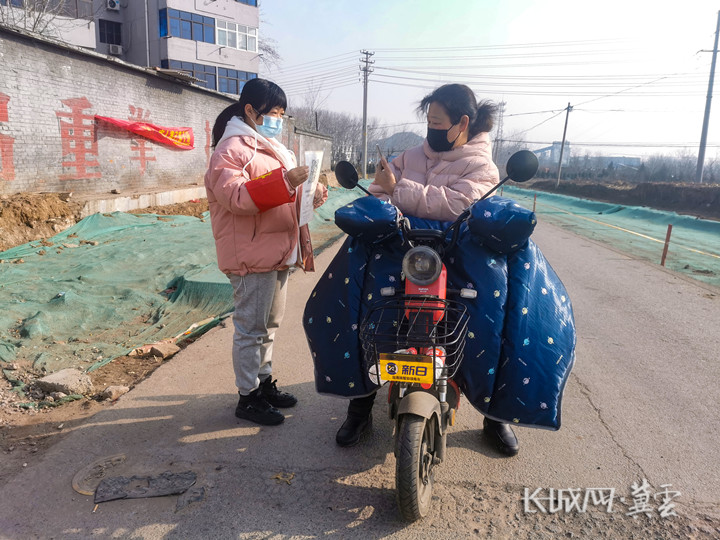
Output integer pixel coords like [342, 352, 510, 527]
[161, 60, 217, 91]
[237, 0, 258, 5]
[159, 8, 215, 44]
[217, 21, 258, 53]
[56, 0, 93, 19]
[218, 69, 256, 95]
[99, 19, 122, 45]
[0, 0, 25, 6]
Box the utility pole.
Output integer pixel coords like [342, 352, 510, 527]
[493, 100, 506, 163]
[695, 10, 720, 184]
[556, 102, 572, 188]
[360, 50, 374, 179]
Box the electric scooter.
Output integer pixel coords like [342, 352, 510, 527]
[334, 150, 539, 521]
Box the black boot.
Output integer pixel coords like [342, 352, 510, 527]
[336, 393, 376, 447]
[235, 388, 284, 426]
[336, 414, 372, 447]
[259, 377, 297, 408]
[483, 417, 518, 456]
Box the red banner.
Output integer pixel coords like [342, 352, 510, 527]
[95, 116, 194, 150]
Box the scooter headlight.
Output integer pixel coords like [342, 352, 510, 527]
[402, 246, 442, 286]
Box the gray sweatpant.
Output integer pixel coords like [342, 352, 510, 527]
[228, 270, 289, 395]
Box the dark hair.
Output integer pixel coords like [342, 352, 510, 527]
[418, 84, 497, 139]
[211, 78, 288, 147]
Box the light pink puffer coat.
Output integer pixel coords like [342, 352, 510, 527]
[368, 132, 499, 221]
[204, 134, 327, 276]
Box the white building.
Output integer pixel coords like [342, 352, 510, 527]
[0, 0, 260, 94]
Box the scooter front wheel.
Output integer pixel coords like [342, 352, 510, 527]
[395, 413, 434, 521]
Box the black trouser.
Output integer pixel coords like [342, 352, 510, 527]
[348, 392, 376, 417]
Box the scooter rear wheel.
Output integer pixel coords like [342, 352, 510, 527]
[395, 413, 434, 521]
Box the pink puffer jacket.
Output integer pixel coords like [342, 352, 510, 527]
[368, 132, 499, 221]
[204, 134, 327, 276]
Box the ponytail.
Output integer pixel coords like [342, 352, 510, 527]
[211, 102, 245, 148]
[469, 101, 497, 138]
[210, 78, 288, 148]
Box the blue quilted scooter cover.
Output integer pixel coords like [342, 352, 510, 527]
[303, 195, 576, 430]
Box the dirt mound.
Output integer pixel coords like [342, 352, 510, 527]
[0, 194, 212, 254]
[0, 172, 339, 255]
[527, 180, 720, 221]
[0, 194, 83, 252]
[320, 171, 339, 188]
[128, 199, 209, 218]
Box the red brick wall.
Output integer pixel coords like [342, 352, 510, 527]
[0, 27, 238, 195]
[0, 27, 332, 196]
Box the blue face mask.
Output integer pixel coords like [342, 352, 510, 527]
[256, 115, 283, 139]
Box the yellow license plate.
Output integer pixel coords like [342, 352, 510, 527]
[378, 352, 434, 384]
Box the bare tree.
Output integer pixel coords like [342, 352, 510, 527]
[493, 130, 530, 176]
[292, 106, 369, 166]
[258, 35, 281, 71]
[289, 105, 314, 130]
[0, 0, 92, 37]
[257, 6, 281, 71]
[301, 80, 329, 131]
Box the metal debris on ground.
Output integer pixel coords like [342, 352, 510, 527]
[272, 472, 295, 485]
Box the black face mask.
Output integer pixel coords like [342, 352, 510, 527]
[426, 125, 460, 152]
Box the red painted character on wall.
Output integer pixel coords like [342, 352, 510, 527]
[55, 97, 101, 180]
[128, 106, 156, 174]
[0, 93, 15, 182]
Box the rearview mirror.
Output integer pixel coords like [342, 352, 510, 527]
[335, 161, 372, 196]
[505, 150, 538, 183]
[335, 161, 359, 190]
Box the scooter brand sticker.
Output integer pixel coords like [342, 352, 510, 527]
[378, 353, 434, 384]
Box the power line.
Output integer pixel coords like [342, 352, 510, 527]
[506, 109, 566, 117]
[372, 76, 704, 97]
[373, 38, 634, 52]
[275, 69, 358, 90]
[262, 39, 716, 156]
[264, 51, 356, 74]
[374, 66, 706, 83]
[502, 140, 720, 148]
[513, 110, 567, 137]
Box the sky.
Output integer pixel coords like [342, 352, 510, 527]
[258, 0, 720, 159]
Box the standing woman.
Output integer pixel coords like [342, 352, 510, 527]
[205, 78, 327, 426]
[337, 84, 518, 457]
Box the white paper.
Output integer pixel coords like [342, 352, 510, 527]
[299, 150, 323, 226]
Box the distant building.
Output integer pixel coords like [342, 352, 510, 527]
[0, 0, 259, 95]
[534, 141, 572, 166]
[590, 155, 642, 169]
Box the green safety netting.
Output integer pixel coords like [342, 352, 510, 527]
[4, 181, 716, 384]
[505, 186, 720, 289]
[0, 185, 362, 380]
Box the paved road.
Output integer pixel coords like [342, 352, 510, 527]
[0, 221, 718, 539]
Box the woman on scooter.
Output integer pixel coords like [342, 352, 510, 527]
[205, 78, 327, 427]
[336, 83, 519, 456]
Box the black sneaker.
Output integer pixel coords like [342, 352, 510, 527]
[483, 417, 518, 456]
[259, 378, 297, 408]
[235, 389, 284, 426]
[336, 413, 372, 447]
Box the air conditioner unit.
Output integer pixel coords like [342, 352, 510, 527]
[108, 44, 123, 55]
[107, 0, 120, 11]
